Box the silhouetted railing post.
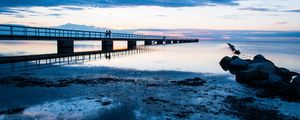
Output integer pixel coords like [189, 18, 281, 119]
[10, 26, 12, 36]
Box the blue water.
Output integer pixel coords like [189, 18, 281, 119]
[0, 40, 300, 119]
[1, 39, 299, 73]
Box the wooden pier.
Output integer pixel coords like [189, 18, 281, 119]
[0, 24, 199, 72]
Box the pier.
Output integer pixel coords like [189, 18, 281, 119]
[0, 24, 199, 72]
[0, 25, 198, 53]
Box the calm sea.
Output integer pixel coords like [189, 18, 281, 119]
[0, 40, 299, 73]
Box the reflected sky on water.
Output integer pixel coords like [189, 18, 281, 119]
[0, 40, 299, 73]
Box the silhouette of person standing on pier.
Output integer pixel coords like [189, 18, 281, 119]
[105, 30, 109, 38]
[108, 30, 112, 38]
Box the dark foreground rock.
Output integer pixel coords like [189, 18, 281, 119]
[0, 107, 25, 115]
[142, 96, 170, 104]
[220, 54, 300, 101]
[0, 76, 135, 87]
[171, 77, 206, 86]
[223, 96, 298, 120]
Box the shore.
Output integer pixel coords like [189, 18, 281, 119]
[0, 66, 299, 119]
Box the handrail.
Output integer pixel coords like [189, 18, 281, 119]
[0, 24, 197, 40]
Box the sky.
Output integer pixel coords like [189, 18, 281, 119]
[0, 0, 300, 39]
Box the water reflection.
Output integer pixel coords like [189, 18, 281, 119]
[0, 41, 56, 56]
[0, 40, 300, 74]
[0, 47, 149, 74]
[0, 40, 141, 56]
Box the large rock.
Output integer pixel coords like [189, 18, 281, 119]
[235, 62, 273, 79]
[276, 68, 290, 76]
[220, 56, 250, 73]
[291, 76, 300, 96]
[219, 56, 233, 71]
[276, 67, 293, 83]
[254, 62, 276, 74]
[292, 76, 300, 85]
[220, 54, 300, 100]
[267, 73, 284, 87]
[236, 68, 261, 83]
[253, 54, 267, 63]
[252, 54, 275, 65]
[224, 55, 288, 86]
[229, 57, 250, 71]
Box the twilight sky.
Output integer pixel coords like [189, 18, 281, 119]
[0, 0, 300, 39]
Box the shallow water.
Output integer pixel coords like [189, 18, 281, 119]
[0, 40, 300, 119]
[1, 39, 299, 73]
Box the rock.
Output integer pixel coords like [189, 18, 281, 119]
[276, 68, 290, 76]
[238, 62, 284, 87]
[219, 56, 232, 71]
[227, 43, 236, 51]
[0, 107, 25, 115]
[253, 54, 267, 63]
[227, 43, 242, 55]
[267, 73, 284, 87]
[253, 54, 275, 66]
[255, 62, 276, 74]
[291, 76, 300, 96]
[220, 53, 300, 101]
[231, 56, 239, 60]
[276, 68, 293, 82]
[233, 50, 241, 55]
[292, 76, 300, 85]
[229, 57, 250, 71]
[290, 71, 300, 76]
[142, 97, 170, 104]
[236, 68, 261, 83]
[171, 77, 206, 86]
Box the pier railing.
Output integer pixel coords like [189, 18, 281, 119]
[0, 24, 190, 40]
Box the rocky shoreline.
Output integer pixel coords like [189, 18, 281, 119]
[0, 71, 299, 119]
[220, 54, 300, 101]
[0, 76, 206, 88]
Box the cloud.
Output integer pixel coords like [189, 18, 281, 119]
[0, 7, 18, 14]
[275, 22, 288, 25]
[0, 7, 43, 17]
[156, 15, 167, 17]
[62, 6, 84, 11]
[285, 10, 300, 13]
[239, 7, 275, 12]
[132, 28, 300, 40]
[48, 13, 64, 18]
[54, 23, 132, 33]
[217, 14, 252, 20]
[0, 0, 238, 8]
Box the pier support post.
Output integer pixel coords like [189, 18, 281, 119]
[144, 40, 152, 45]
[173, 40, 178, 44]
[157, 40, 164, 45]
[57, 40, 74, 54]
[166, 40, 171, 44]
[128, 40, 137, 50]
[102, 40, 113, 51]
